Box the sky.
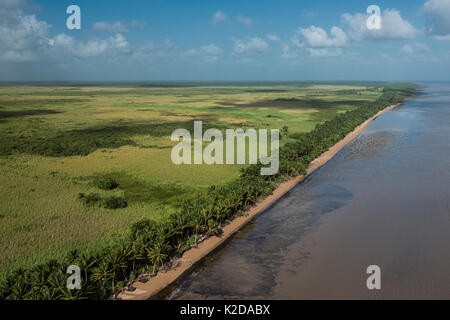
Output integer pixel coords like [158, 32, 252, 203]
[1, 0, 450, 81]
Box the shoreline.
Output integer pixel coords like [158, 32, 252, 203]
[118, 103, 400, 300]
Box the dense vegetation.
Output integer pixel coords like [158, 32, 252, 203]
[0, 84, 417, 300]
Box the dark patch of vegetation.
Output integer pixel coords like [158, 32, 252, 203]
[0, 109, 62, 119]
[0, 119, 224, 157]
[103, 196, 128, 209]
[136, 145, 172, 150]
[244, 89, 288, 93]
[92, 176, 119, 190]
[0, 99, 87, 106]
[219, 98, 368, 110]
[85, 172, 190, 208]
[95, 172, 191, 205]
[78, 193, 127, 209]
[78, 193, 102, 206]
[0, 84, 418, 300]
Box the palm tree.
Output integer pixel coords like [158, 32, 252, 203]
[76, 253, 98, 283]
[64, 249, 79, 265]
[92, 260, 113, 295]
[129, 239, 147, 271]
[30, 263, 54, 298]
[104, 251, 127, 293]
[146, 240, 169, 274]
[7, 276, 31, 300]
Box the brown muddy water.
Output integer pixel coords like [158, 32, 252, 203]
[163, 83, 450, 300]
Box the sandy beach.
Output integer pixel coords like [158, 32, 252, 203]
[118, 103, 400, 300]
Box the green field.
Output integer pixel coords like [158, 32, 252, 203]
[0, 83, 384, 276]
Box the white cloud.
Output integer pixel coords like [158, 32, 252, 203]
[283, 7, 418, 59]
[267, 34, 280, 42]
[93, 22, 128, 33]
[0, 3, 133, 64]
[423, 0, 450, 37]
[401, 45, 414, 55]
[130, 21, 147, 28]
[200, 44, 223, 56]
[298, 25, 347, 47]
[306, 48, 343, 57]
[434, 34, 450, 41]
[182, 44, 223, 63]
[0, 0, 28, 9]
[164, 39, 175, 50]
[401, 42, 431, 55]
[53, 33, 129, 58]
[232, 37, 269, 55]
[289, 25, 346, 58]
[211, 11, 228, 25]
[128, 40, 178, 66]
[282, 39, 344, 59]
[342, 9, 418, 41]
[93, 21, 146, 33]
[236, 15, 252, 26]
[281, 44, 295, 60]
[0, 6, 51, 62]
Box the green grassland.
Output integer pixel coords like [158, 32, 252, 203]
[0, 83, 383, 276]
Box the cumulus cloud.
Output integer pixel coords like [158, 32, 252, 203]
[1, 0, 29, 9]
[182, 44, 223, 63]
[284, 7, 418, 59]
[306, 48, 343, 57]
[287, 7, 418, 59]
[200, 44, 223, 56]
[93, 21, 146, 33]
[401, 42, 431, 55]
[287, 25, 346, 58]
[282, 39, 344, 59]
[236, 15, 252, 26]
[298, 25, 347, 47]
[93, 22, 128, 33]
[0, 4, 52, 62]
[129, 40, 174, 63]
[401, 45, 414, 55]
[266, 34, 280, 42]
[232, 37, 269, 55]
[342, 9, 418, 41]
[211, 11, 228, 25]
[434, 34, 450, 41]
[423, 0, 450, 38]
[53, 33, 129, 58]
[0, 2, 133, 64]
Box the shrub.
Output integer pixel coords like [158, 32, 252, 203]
[93, 177, 119, 190]
[78, 193, 102, 206]
[103, 196, 128, 209]
[130, 219, 155, 239]
[78, 193, 127, 209]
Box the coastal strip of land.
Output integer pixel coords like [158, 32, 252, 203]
[118, 103, 400, 300]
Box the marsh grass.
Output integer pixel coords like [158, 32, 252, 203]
[89, 172, 191, 205]
[0, 83, 385, 275]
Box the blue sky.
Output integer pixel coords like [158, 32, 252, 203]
[1, 0, 450, 81]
